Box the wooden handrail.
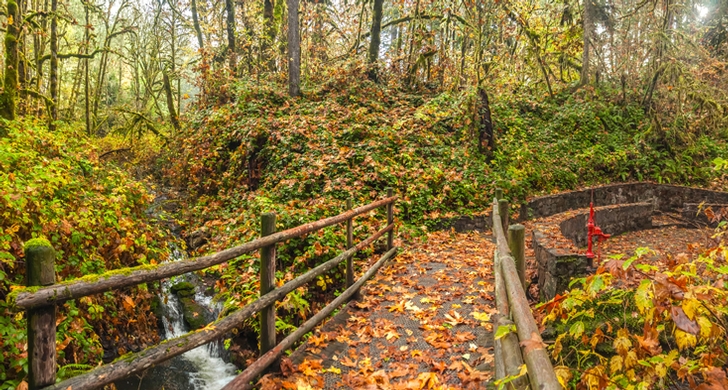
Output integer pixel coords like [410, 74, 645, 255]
[43, 224, 394, 390]
[12, 196, 397, 310]
[31, 192, 398, 390]
[492, 198, 561, 390]
[222, 247, 399, 390]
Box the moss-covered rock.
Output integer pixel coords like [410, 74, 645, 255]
[179, 297, 208, 330]
[170, 281, 195, 295]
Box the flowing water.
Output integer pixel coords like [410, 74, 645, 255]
[114, 247, 238, 390]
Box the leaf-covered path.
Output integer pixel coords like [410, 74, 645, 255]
[264, 231, 498, 389]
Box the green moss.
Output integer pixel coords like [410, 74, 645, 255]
[180, 297, 208, 330]
[23, 237, 52, 250]
[170, 281, 195, 294]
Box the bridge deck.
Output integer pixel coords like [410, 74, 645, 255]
[266, 231, 498, 389]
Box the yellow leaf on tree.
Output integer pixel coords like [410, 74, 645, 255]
[697, 315, 713, 339]
[610, 355, 623, 375]
[674, 329, 697, 350]
[613, 328, 632, 356]
[554, 365, 572, 388]
[682, 298, 700, 320]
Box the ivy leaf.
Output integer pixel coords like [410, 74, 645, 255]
[569, 321, 585, 339]
[634, 279, 653, 314]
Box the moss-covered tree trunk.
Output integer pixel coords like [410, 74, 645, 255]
[263, 0, 276, 71]
[49, 0, 58, 131]
[367, 0, 384, 81]
[162, 70, 180, 132]
[0, 0, 20, 124]
[190, 0, 204, 49]
[225, 0, 236, 69]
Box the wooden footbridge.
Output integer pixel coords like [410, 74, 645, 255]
[11, 189, 559, 389]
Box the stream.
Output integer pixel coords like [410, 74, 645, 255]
[114, 246, 238, 390]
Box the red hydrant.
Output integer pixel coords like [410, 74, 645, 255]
[586, 201, 610, 260]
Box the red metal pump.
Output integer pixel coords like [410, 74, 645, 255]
[586, 199, 610, 260]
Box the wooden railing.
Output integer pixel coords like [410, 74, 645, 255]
[492, 192, 560, 390]
[13, 189, 398, 390]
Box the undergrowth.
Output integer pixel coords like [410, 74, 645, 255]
[162, 63, 728, 354]
[0, 119, 170, 388]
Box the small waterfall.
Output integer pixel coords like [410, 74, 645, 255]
[158, 247, 238, 390]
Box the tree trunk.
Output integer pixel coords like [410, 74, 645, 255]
[49, 0, 58, 130]
[477, 86, 494, 157]
[84, 4, 90, 135]
[0, 0, 20, 123]
[225, 0, 236, 68]
[263, 0, 276, 71]
[367, 0, 384, 81]
[162, 70, 180, 131]
[287, 0, 300, 97]
[580, 0, 591, 85]
[190, 0, 204, 49]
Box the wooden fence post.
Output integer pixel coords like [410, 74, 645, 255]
[495, 187, 503, 201]
[25, 239, 56, 390]
[260, 213, 277, 357]
[346, 198, 360, 301]
[498, 199, 509, 234]
[508, 224, 526, 291]
[386, 188, 393, 250]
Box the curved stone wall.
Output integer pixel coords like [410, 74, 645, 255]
[533, 203, 653, 300]
[519, 183, 728, 221]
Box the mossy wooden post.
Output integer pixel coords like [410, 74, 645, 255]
[386, 188, 393, 250]
[346, 198, 360, 301]
[508, 224, 527, 291]
[25, 239, 56, 389]
[495, 188, 503, 201]
[259, 213, 277, 357]
[498, 199, 509, 234]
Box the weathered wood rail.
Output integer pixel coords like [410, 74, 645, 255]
[492, 192, 561, 389]
[14, 189, 399, 390]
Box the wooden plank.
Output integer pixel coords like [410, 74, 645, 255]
[386, 188, 394, 250]
[26, 242, 56, 390]
[345, 198, 360, 301]
[221, 247, 399, 390]
[493, 201, 561, 390]
[260, 213, 277, 357]
[43, 223, 394, 390]
[498, 198, 509, 233]
[507, 224, 526, 291]
[494, 251, 528, 389]
[14, 196, 398, 310]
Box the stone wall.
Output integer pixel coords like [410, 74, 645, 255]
[533, 230, 590, 301]
[559, 203, 653, 247]
[429, 214, 492, 232]
[535, 203, 652, 301]
[520, 183, 728, 221]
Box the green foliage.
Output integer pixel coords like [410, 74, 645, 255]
[0, 119, 170, 387]
[164, 65, 728, 344]
[543, 240, 728, 388]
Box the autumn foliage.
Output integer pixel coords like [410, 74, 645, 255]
[541, 224, 728, 388]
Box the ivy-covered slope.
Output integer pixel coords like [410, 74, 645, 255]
[0, 120, 170, 389]
[168, 67, 728, 248]
[163, 66, 728, 344]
